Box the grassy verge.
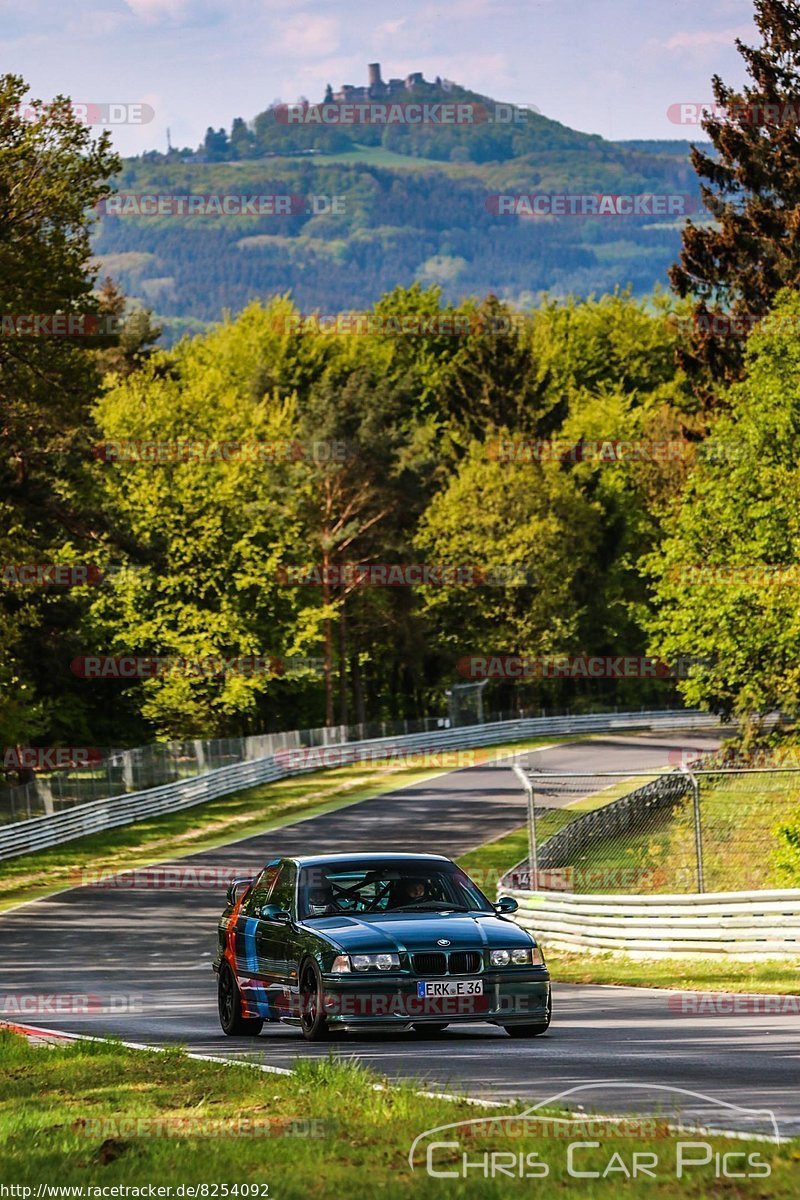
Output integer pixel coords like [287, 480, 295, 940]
[545, 950, 800, 995]
[0, 736, 566, 914]
[0, 1032, 794, 1196]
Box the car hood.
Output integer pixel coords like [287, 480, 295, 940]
[303, 911, 534, 954]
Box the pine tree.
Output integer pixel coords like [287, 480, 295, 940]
[670, 1, 800, 394]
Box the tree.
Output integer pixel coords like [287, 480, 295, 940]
[414, 440, 600, 707]
[0, 75, 120, 751]
[647, 290, 800, 726]
[230, 116, 254, 159]
[670, 0, 800, 392]
[203, 126, 229, 160]
[286, 363, 416, 727]
[90, 299, 338, 739]
[93, 276, 161, 378]
[437, 295, 545, 436]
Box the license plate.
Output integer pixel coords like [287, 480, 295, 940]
[417, 979, 484, 998]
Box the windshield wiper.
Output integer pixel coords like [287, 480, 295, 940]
[390, 902, 470, 912]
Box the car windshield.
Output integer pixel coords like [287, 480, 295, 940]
[297, 860, 493, 919]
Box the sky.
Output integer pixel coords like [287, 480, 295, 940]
[1, 0, 758, 157]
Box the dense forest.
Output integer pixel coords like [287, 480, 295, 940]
[5, 0, 800, 756]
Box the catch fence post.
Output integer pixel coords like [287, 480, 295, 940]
[513, 764, 538, 891]
[684, 768, 704, 894]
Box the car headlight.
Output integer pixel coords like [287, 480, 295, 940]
[350, 953, 401, 971]
[490, 948, 544, 967]
[331, 955, 351, 973]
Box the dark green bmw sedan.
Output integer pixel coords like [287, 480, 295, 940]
[213, 852, 551, 1041]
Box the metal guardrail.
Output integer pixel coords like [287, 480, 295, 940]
[0, 709, 716, 861]
[508, 887, 800, 959]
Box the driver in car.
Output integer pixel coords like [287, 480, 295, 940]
[305, 883, 339, 917]
[390, 877, 427, 907]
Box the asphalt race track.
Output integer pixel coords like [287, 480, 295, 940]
[2, 730, 798, 1139]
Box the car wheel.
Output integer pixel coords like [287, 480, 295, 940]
[503, 990, 551, 1038]
[299, 959, 331, 1042]
[412, 1023, 449, 1036]
[218, 962, 263, 1037]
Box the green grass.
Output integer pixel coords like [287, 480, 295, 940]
[307, 144, 451, 169]
[545, 950, 800, 995]
[0, 736, 567, 913]
[0, 1032, 795, 1195]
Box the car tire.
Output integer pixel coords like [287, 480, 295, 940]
[299, 959, 332, 1042]
[503, 990, 551, 1038]
[412, 1023, 449, 1036]
[218, 961, 264, 1037]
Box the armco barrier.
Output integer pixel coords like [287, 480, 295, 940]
[0, 709, 716, 861]
[508, 887, 800, 960]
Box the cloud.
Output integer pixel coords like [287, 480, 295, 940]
[274, 14, 340, 58]
[664, 25, 752, 52]
[124, 0, 190, 20]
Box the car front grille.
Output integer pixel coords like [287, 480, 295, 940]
[448, 951, 482, 975]
[413, 952, 447, 975]
[412, 951, 482, 976]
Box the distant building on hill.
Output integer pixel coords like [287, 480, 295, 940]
[332, 64, 449, 104]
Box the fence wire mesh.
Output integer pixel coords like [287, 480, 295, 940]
[508, 758, 800, 895]
[0, 703, 685, 826]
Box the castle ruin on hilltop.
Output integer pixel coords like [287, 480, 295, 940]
[331, 64, 455, 104]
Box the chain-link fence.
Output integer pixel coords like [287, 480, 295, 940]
[507, 758, 800, 895]
[0, 717, 450, 825]
[0, 702, 700, 827]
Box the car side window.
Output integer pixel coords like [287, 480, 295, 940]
[242, 862, 281, 915]
[270, 862, 297, 915]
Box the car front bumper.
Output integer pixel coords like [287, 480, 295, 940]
[316, 970, 551, 1026]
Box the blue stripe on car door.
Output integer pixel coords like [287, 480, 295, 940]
[244, 917, 259, 972]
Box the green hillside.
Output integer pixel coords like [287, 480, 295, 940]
[92, 80, 706, 337]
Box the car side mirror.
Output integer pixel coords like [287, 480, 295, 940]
[494, 896, 519, 914]
[225, 876, 254, 906]
[260, 903, 292, 924]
